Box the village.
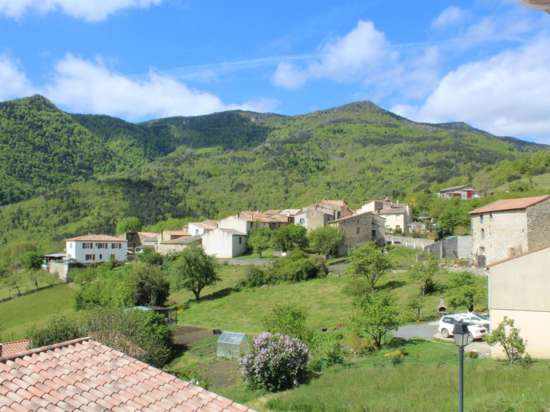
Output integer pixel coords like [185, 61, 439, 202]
[35, 185, 550, 361]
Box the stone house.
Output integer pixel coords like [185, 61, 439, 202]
[218, 211, 289, 235]
[156, 235, 202, 256]
[294, 200, 353, 231]
[357, 198, 412, 234]
[470, 195, 550, 267]
[488, 246, 550, 359]
[329, 212, 386, 255]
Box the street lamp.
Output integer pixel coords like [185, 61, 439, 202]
[453, 321, 471, 412]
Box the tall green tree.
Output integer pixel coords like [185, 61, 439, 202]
[353, 292, 400, 350]
[272, 224, 308, 252]
[116, 216, 142, 234]
[248, 227, 272, 257]
[126, 263, 169, 306]
[308, 226, 344, 257]
[349, 242, 392, 290]
[409, 254, 439, 295]
[170, 246, 219, 300]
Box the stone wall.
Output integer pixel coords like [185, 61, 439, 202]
[526, 198, 550, 251]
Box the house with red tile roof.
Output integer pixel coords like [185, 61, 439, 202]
[356, 198, 412, 234]
[470, 195, 550, 266]
[66, 234, 128, 265]
[293, 200, 353, 231]
[0, 337, 253, 411]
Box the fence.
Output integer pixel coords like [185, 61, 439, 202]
[385, 235, 435, 250]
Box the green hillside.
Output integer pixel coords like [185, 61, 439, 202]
[0, 95, 548, 271]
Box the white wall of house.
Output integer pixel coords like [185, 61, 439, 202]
[380, 213, 406, 233]
[188, 223, 206, 236]
[66, 240, 127, 264]
[202, 229, 247, 258]
[489, 247, 550, 359]
[218, 215, 251, 235]
[471, 210, 529, 266]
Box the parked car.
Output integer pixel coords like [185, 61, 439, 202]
[455, 313, 490, 330]
[438, 315, 487, 340]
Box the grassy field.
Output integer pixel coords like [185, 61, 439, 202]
[0, 284, 77, 340]
[0, 270, 61, 300]
[172, 261, 479, 334]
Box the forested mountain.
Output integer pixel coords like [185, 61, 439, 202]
[0, 94, 548, 268]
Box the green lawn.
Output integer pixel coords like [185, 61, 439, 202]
[0, 284, 77, 340]
[0, 270, 61, 300]
[172, 261, 483, 334]
[252, 340, 550, 411]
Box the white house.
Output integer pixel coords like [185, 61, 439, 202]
[488, 246, 550, 359]
[65, 234, 127, 264]
[187, 220, 218, 236]
[202, 228, 247, 258]
[218, 211, 288, 235]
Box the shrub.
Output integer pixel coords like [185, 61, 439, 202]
[138, 248, 163, 266]
[310, 332, 344, 371]
[126, 263, 170, 306]
[30, 316, 83, 347]
[241, 332, 309, 392]
[248, 228, 272, 257]
[348, 242, 392, 291]
[263, 304, 312, 343]
[244, 267, 273, 288]
[486, 317, 528, 364]
[271, 250, 320, 282]
[468, 351, 479, 359]
[384, 349, 405, 365]
[409, 254, 438, 295]
[272, 224, 308, 252]
[353, 292, 400, 350]
[19, 252, 43, 270]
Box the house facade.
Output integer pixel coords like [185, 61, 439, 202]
[488, 246, 550, 359]
[294, 200, 353, 231]
[218, 211, 289, 235]
[202, 228, 248, 258]
[470, 195, 550, 266]
[156, 235, 202, 256]
[357, 198, 412, 234]
[438, 185, 478, 200]
[187, 220, 218, 236]
[329, 212, 385, 255]
[65, 234, 127, 264]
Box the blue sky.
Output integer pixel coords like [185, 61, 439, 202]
[1, 0, 550, 142]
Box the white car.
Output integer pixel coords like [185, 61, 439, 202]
[438, 315, 488, 340]
[455, 313, 490, 331]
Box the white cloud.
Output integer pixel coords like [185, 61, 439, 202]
[42, 55, 273, 119]
[0, 55, 35, 100]
[0, 0, 162, 21]
[395, 38, 550, 141]
[432, 6, 469, 29]
[272, 21, 392, 88]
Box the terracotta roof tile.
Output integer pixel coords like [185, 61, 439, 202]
[0, 341, 31, 359]
[470, 195, 550, 214]
[0, 338, 254, 411]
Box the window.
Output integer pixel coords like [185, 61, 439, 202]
[299, 218, 305, 224]
[238, 237, 242, 244]
[82, 242, 93, 249]
[99, 254, 103, 260]
[356, 227, 360, 234]
[371, 229, 377, 238]
[481, 228, 485, 240]
[85, 254, 95, 261]
[480, 214, 484, 224]
[111, 243, 121, 249]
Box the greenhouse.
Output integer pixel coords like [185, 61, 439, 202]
[216, 331, 248, 359]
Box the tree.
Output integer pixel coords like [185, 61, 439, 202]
[116, 216, 142, 234]
[263, 304, 312, 343]
[407, 296, 423, 322]
[447, 272, 485, 312]
[170, 245, 219, 300]
[19, 251, 43, 270]
[486, 317, 527, 364]
[348, 242, 392, 290]
[308, 226, 344, 257]
[126, 263, 170, 306]
[409, 254, 438, 295]
[353, 292, 400, 350]
[437, 201, 470, 238]
[248, 227, 272, 257]
[272, 224, 308, 252]
[138, 248, 163, 266]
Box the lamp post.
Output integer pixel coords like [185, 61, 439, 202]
[453, 321, 471, 412]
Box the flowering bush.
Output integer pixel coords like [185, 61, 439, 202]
[240, 332, 309, 391]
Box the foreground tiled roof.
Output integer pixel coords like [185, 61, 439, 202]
[0, 337, 252, 412]
[0, 340, 30, 358]
[66, 234, 127, 242]
[469, 195, 550, 215]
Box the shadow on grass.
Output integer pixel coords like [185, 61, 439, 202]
[378, 280, 406, 290]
